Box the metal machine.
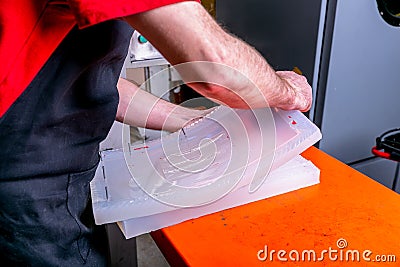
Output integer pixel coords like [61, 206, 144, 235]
[217, 0, 400, 192]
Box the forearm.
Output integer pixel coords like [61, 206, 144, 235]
[125, 2, 311, 111]
[116, 78, 206, 132]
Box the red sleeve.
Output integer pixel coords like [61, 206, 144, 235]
[67, 0, 200, 28]
[0, 1, 76, 117]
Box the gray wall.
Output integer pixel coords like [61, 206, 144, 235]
[216, 0, 322, 83]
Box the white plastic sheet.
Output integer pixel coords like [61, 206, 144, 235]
[90, 107, 321, 237]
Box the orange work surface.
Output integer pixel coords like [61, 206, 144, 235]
[151, 146, 400, 266]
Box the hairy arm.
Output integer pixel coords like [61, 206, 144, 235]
[116, 78, 207, 132]
[124, 1, 311, 111]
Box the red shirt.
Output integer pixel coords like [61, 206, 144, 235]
[0, 0, 197, 117]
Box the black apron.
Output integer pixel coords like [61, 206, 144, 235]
[0, 20, 133, 266]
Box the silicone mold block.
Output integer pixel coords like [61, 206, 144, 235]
[90, 107, 322, 237]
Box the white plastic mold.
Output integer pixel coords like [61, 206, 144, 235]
[90, 107, 321, 236]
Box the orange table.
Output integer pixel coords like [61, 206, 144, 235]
[152, 147, 400, 266]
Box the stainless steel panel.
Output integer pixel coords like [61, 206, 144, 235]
[352, 158, 397, 189]
[318, 0, 400, 163]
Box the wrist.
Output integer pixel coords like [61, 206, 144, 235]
[163, 106, 206, 132]
[280, 78, 297, 110]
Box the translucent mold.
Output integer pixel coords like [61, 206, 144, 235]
[90, 107, 322, 234]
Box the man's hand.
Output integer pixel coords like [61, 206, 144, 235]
[276, 71, 312, 112]
[116, 78, 210, 132]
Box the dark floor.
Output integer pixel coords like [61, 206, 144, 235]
[137, 234, 170, 267]
[107, 223, 169, 267]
